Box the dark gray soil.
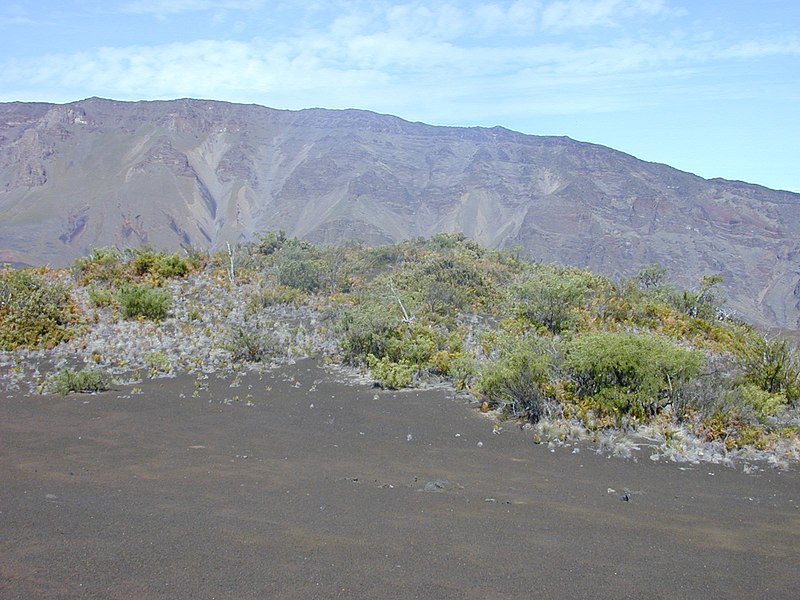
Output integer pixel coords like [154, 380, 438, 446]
[1, 361, 798, 599]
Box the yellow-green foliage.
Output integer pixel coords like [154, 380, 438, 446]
[477, 334, 552, 422]
[511, 265, 611, 334]
[75, 246, 192, 288]
[247, 285, 306, 310]
[10, 235, 797, 454]
[221, 324, 276, 363]
[0, 267, 79, 350]
[117, 283, 171, 321]
[145, 351, 172, 375]
[73, 247, 125, 285]
[367, 354, 414, 389]
[736, 333, 800, 405]
[131, 248, 191, 281]
[87, 285, 115, 307]
[49, 368, 111, 395]
[563, 331, 703, 421]
[275, 242, 322, 292]
[737, 384, 787, 418]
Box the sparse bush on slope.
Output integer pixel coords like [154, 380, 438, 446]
[222, 323, 277, 363]
[131, 248, 191, 280]
[1, 235, 795, 460]
[563, 331, 703, 422]
[117, 283, 171, 321]
[477, 334, 553, 422]
[50, 368, 111, 395]
[0, 267, 79, 350]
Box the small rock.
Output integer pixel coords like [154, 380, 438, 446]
[423, 479, 449, 492]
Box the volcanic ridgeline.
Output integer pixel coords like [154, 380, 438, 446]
[1, 97, 799, 329]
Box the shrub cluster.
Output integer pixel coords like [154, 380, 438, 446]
[0, 267, 79, 350]
[73, 247, 195, 320]
[131, 249, 191, 280]
[117, 283, 171, 321]
[563, 331, 703, 422]
[50, 368, 111, 395]
[222, 324, 277, 363]
[7, 235, 798, 456]
[477, 335, 552, 422]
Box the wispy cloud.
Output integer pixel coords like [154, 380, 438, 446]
[720, 37, 800, 60]
[540, 0, 674, 32]
[120, 0, 267, 15]
[1, 1, 797, 122]
[0, 2, 37, 27]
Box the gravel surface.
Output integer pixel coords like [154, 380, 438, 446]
[1, 360, 799, 599]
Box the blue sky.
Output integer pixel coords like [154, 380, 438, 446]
[1, 1, 798, 191]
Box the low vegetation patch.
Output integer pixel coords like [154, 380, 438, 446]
[2, 232, 798, 465]
[50, 368, 112, 395]
[117, 283, 171, 321]
[0, 267, 79, 350]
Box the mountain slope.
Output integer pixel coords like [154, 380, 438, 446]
[1, 97, 799, 328]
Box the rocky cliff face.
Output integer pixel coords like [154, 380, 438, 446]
[1, 98, 799, 328]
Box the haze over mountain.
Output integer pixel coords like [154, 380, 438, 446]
[1, 98, 799, 329]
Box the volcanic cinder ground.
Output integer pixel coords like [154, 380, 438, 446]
[1, 360, 798, 599]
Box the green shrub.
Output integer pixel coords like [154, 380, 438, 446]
[222, 324, 276, 362]
[414, 254, 491, 313]
[50, 368, 111, 395]
[737, 383, 788, 419]
[154, 253, 190, 279]
[737, 334, 800, 405]
[247, 285, 305, 309]
[318, 244, 354, 295]
[564, 332, 703, 421]
[276, 244, 321, 292]
[448, 352, 478, 390]
[87, 285, 115, 307]
[145, 351, 172, 375]
[253, 230, 288, 256]
[367, 355, 414, 389]
[336, 302, 399, 363]
[478, 335, 552, 422]
[187, 305, 202, 321]
[512, 266, 607, 334]
[0, 267, 78, 350]
[117, 283, 171, 321]
[634, 264, 668, 291]
[384, 323, 438, 365]
[424, 232, 484, 255]
[73, 247, 125, 284]
[132, 248, 190, 280]
[671, 274, 725, 320]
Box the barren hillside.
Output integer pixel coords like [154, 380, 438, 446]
[1, 98, 799, 328]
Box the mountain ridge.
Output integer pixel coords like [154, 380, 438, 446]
[1, 97, 799, 329]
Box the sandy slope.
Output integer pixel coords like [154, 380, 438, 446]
[1, 360, 798, 599]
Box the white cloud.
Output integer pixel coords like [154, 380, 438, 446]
[0, 15, 34, 26]
[0, 2, 37, 26]
[121, 0, 267, 16]
[720, 37, 800, 60]
[1, 0, 798, 123]
[541, 0, 671, 32]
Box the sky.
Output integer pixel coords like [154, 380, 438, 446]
[1, 1, 798, 192]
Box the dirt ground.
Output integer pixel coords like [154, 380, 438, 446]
[1, 360, 798, 599]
